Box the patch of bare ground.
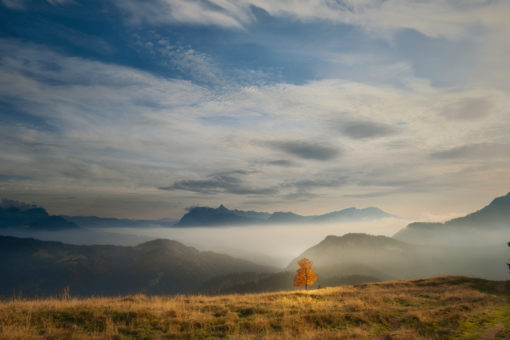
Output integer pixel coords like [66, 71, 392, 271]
[0, 276, 508, 339]
[481, 323, 504, 340]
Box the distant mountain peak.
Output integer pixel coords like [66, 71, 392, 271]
[0, 200, 79, 230]
[313, 206, 396, 222]
[267, 211, 308, 224]
[286, 232, 409, 278]
[394, 191, 510, 246]
[319, 233, 404, 246]
[136, 238, 187, 249]
[0, 199, 39, 210]
[324, 233, 368, 240]
[488, 191, 510, 205]
[272, 211, 300, 216]
[364, 206, 385, 212]
[176, 205, 267, 227]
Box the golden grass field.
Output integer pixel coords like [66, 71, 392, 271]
[0, 276, 508, 339]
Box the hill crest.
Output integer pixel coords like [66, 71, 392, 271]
[394, 191, 510, 245]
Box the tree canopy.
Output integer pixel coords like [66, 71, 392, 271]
[294, 258, 318, 290]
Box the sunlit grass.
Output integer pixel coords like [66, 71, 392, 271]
[0, 276, 508, 339]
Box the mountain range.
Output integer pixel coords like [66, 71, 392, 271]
[0, 199, 398, 229]
[175, 204, 397, 227]
[62, 216, 177, 229]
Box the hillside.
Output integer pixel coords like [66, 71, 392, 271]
[202, 271, 381, 295]
[394, 192, 510, 245]
[287, 233, 509, 282]
[1, 276, 508, 339]
[0, 236, 274, 297]
[201, 232, 510, 294]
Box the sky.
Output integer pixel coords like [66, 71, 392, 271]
[0, 0, 509, 220]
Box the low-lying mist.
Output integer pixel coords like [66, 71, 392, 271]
[0, 218, 407, 268]
[102, 218, 408, 267]
[2, 217, 508, 281]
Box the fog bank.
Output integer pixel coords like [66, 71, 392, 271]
[100, 218, 408, 267]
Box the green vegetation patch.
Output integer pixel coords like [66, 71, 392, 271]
[456, 303, 510, 339]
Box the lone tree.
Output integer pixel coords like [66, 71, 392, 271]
[294, 258, 318, 290]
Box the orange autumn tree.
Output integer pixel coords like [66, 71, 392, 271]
[294, 257, 318, 290]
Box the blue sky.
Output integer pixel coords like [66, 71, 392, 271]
[1, 0, 509, 219]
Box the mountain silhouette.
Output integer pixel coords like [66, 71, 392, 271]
[176, 205, 397, 227]
[394, 191, 510, 245]
[62, 215, 177, 228]
[311, 207, 396, 223]
[176, 205, 257, 226]
[0, 199, 79, 230]
[287, 233, 409, 280]
[0, 235, 274, 297]
[1, 199, 397, 229]
[266, 211, 311, 224]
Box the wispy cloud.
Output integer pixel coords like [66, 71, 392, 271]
[266, 140, 340, 161]
[336, 120, 398, 139]
[8, 0, 509, 42]
[0, 39, 509, 218]
[266, 160, 295, 167]
[117, 0, 251, 29]
[136, 37, 223, 84]
[112, 0, 510, 40]
[160, 171, 278, 195]
[430, 143, 510, 160]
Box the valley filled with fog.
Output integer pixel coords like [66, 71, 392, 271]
[0, 218, 407, 267]
[1, 192, 509, 298]
[100, 218, 408, 267]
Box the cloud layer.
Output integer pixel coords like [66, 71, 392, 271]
[1, 1, 510, 219]
[1, 37, 509, 218]
[114, 0, 510, 40]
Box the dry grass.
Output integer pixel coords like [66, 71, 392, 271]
[0, 276, 508, 339]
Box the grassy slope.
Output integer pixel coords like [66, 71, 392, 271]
[0, 276, 508, 340]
